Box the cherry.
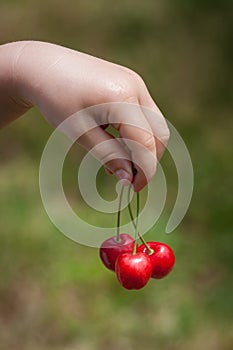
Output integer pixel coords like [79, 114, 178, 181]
[115, 252, 152, 290]
[99, 233, 134, 271]
[137, 242, 175, 279]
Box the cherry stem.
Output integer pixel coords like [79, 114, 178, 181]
[128, 185, 154, 255]
[116, 185, 125, 243]
[132, 191, 140, 254]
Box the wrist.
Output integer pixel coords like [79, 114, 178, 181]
[2, 40, 61, 107]
[0, 41, 33, 126]
[1, 41, 34, 105]
[9, 41, 37, 107]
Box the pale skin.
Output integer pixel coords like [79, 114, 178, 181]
[0, 41, 170, 191]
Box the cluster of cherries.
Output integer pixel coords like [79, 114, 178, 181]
[99, 188, 175, 290]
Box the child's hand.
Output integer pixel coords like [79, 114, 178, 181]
[0, 41, 169, 191]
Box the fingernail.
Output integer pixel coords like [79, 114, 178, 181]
[115, 169, 131, 186]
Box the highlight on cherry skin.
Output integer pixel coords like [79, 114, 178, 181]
[137, 242, 175, 279]
[99, 234, 135, 271]
[115, 252, 152, 290]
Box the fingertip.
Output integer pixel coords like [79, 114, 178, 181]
[131, 171, 147, 192]
[131, 162, 156, 192]
[104, 159, 133, 185]
[115, 169, 132, 186]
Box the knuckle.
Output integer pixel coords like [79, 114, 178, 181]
[110, 68, 144, 102]
[107, 80, 135, 103]
[122, 67, 144, 83]
[143, 134, 156, 151]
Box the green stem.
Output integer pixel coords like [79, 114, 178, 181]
[127, 185, 135, 227]
[133, 191, 140, 254]
[128, 185, 154, 255]
[116, 185, 125, 242]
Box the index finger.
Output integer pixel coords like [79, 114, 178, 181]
[107, 102, 157, 191]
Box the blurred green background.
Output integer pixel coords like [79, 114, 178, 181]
[0, 0, 232, 349]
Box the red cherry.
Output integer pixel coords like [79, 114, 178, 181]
[115, 252, 152, 290]
[137, 242, 175, 279]
[99, 234, 134, 271]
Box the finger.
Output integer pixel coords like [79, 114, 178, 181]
[78, 126, 133, 185]
[107, 102, 157, 192]
[104, 167, 113, 175]
[119, 123, 157, 192]
[139, 93, 170, 160]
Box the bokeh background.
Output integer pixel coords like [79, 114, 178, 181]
[0, 1, 232, 349]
